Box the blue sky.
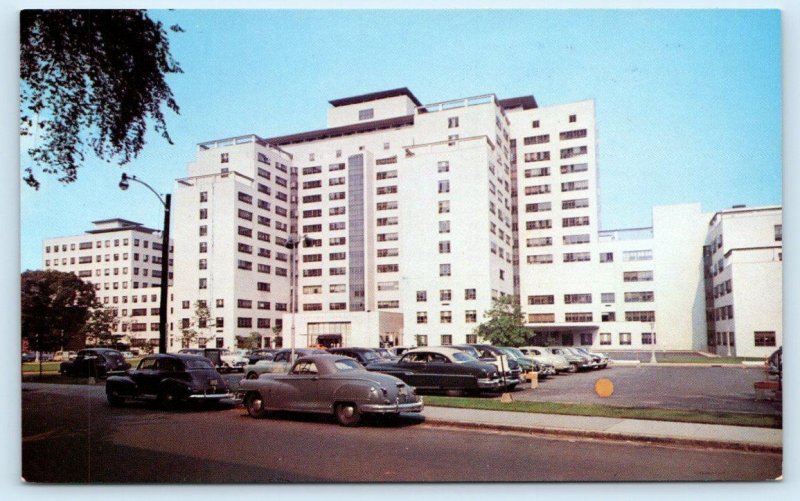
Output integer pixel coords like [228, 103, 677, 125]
[18, 9, 782, 270]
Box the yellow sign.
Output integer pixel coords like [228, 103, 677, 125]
[594, 378, 614, 397]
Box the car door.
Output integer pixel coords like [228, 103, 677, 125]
[421, 353, 462, 389]
[130, 357, 160, 395]
[271, 360, 319, 411]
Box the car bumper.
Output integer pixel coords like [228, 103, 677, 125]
[188, 392, 234, 400]
[477, 378, 504, 389]
[361, 399, 424, 414]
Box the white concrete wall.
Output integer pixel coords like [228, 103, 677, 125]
[327, 95, 417, 128]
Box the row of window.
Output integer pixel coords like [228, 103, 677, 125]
[45, 237, 157, 253]
[528, 292, 654, 305]
[528, 311, 656, 323]
[522, 181, 590, 196]
[416, 288, 478, 302]
[416, 310, 478, 324]
[413, 334, 478, 347]
[524, 163, 590, 178]
[597, 332, 656, 346]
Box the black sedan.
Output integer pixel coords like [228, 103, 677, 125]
[105, 353, 233, 409]
[327, 347, 383, 367]
[59, 348, 130, 379]
[365, 346, 504, 394]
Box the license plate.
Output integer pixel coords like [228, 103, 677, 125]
[209, 379, 218, 386]
[398, 387, 407, 396]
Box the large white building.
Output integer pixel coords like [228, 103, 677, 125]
[125, 87, 780, 357]
[41, 219, 174, 351]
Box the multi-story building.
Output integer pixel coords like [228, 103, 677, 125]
[41, 218, 173, 351]
[170, 136, 296, 350]
[703, 205, 783, 358]
[164, 87, 781, 355]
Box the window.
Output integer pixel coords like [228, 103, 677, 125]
[563, 252, 591, 262]
[439, 221, 451, 233]
[440, 289, 452, 301]
[625, 311, 656, 322]
[623, 250, 653, 262]
[438, 180, 450, 193]
[525, 167, 550, 178]
[642, 332, 656, 345]
[440, 335, 453, 345]
[448, 117, 459, 128]
[438, 200, 450, 213]
[526, 202, 552, 213]
[199, 278, 207, 289]
[439, 241, 451, 254]
[416, 291, 427, 302]
[416, 312, 428, 324]
[754, 331, 776, 347]
[529, 313, 555, 323]
[599, 333, 611, 345]
[580, 333, 593, 346]
[237, 317, 252, 328]
[465, 310, 477, 323]
[562, 198, 589, 210]
[439, 264, 451, 277]
[438, 161, 450, 172]
[569, 114, 577, 123]
[560, 129, 587, 140]
[565, 312, 592, 322]
[531, 120, 540, 128]
[619, 333, 632, 345]
[440, 311, 452, 324]
[523, 151, 550, 163]
[562, 216, 590, 227]
[377, 264, 399, 273]
[358, 108, 374, 120]
[561, 180, 589, 192]
[526, 219, 552, 230]
[600, 252, 614, 263]
[465, 288, 476, 300]
[524, 184, 550, 195]
[526, 237, 552, 248]
[237, 192, 252, 204]
[220, 153, 229, 163]
[564, 294, 592, 304]
[563, 234, 590, 245]
[376, 170, 397, 180]
[523, 134, 550, 145]
[560, 146, 587, 159]
[624, 291, 655, 303]
[601, 312, 616, 322]
[527, 254, 553, 264]
[377, 201, 398, 211]
[775, 225, 782, 241]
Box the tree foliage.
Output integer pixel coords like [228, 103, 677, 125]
[82, 306, 118, 346]
[20, 10, 183, 188]
[180, 301, 213, 348]
[473, 295, 529, 347]
[21, 270, 97, 353]
[237, 331, 262, 350]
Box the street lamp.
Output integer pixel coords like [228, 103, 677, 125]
[649, 321, 656, 364]
[119, 173, 171, 354]
[284, 234, 312, 362]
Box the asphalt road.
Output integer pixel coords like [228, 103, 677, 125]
[21, 383, 781, 483]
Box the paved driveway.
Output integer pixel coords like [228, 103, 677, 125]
[514, 365, 781, 415]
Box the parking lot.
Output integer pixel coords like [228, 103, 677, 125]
[513, 365, 781, 415]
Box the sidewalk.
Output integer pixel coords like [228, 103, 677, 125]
[421, 405, 782, 453]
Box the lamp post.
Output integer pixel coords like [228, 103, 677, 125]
[649, 321, 656, 364]
[119, 173, 171, 354]
[284, 235, 311, 362]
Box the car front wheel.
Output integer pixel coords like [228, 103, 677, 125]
[245, 392, 267, 418]
[158, 387, 182, 410]
[334, 402, 361, 426]
[245, 371, 259, 380]
[567, 363, 578, 373]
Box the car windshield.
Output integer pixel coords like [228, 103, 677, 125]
[451, 352, 477, 363]
[334, 359, 363, 371]
[506, 348, 525, 358]
[362, 351, 380, 361]
[184, 358, 214, 369]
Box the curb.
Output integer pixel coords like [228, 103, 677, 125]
[421, 417, 783, 454]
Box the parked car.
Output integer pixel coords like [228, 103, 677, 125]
[549, 347, 593, 372]
[177, 348, 246, 373]
[452, 344, 522, 389]
[53, 350, 77, 362]
[388, 346, 415, 357]
[120, 351, 135, 360]
[243, 348, 327, 379]
[246, 348, 278, 364]
[767, 347, 782, 379]
[327, 347, 383, 367]
[366, 346, 504, 394]
[572, 347, 609, 369]
[105, 353, 233, 408]
[239, 354, 423, 426]
[21, 352, 36, 363]
[518, 346, 570, 373]
[373, 348, 399, 361]
[59, 348, 130, 379]
[499, 347, 553, 378]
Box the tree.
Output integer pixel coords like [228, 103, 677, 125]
[82, 305, 118, 347]
[473, 295, 529, 347]
[180, 301, 213, 348]
[20, 10, 183, 188]
[237, 331, 262, 350]
[21, 270, 97, 372]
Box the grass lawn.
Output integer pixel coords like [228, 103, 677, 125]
[424, 395, 781, 429]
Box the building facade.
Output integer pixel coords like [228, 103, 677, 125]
[41, 219, 174, 351]
[95, 86, 779, 355]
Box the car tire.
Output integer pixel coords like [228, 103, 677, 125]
[334, 402, 361, 427]
[245, 371, 259, 380]
[567, 363, 578, 373]
[106, 391, 124, 406]
[244, 392, 267, 418]
[158, 387, 181, 411]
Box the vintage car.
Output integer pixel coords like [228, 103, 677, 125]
[550, 347, 593, 372]
[573, 347, 609, 369]
[59, 348, 130, 378]
[243, 348, 327, 379]
[105, 353, 233, 408]
[518, 346, 570, 373]
[177, 347, 247, 373]
[452, 344, 522, 389]
[239, 354, 423, 426]
[245, 348, 278, 364]
[327, 347, 383, 367]
[499, 347, 553, 378]
[366, 346, 504, 394]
